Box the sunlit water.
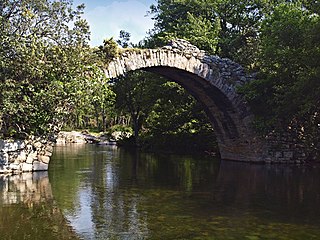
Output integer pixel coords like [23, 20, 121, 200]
[1, 144, 320, 239]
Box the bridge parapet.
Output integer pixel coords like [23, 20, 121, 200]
[106, 39, 254, 112]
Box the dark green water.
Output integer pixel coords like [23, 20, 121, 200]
[1, 144, 320, 240]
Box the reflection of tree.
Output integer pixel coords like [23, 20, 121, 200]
[0, 172, 78, 239]
[90, 147, 149, 239]
[116, 151, 220, 192]
[214, 161, 320, 224]
[49, 144, 95, 213]
[48, 144, 320, 238]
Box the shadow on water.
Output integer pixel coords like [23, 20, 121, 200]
[1, 144, 320, 239]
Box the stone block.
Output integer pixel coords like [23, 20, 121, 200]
[275, 152, 283, 158]
[55, 138, 66, 145]
[26, 144, 33, 152]
[284, 151, 294, 159]
[26, 155, 34, 164]
[33, 141, 42, 149]
[0, 166, 13, 173]
[9, 163, 20, 171]
[26, 152, 37, 164]
[2, 140, 25, 152]
[38, 155, 50, 164]
[16, 150, 27, 162]
[45, 145, 54, 153]
[33, 161, 48, 171]
[44, 150, 53, 157]
[0, 152, 9, 164]
[22, 163, 33, 172]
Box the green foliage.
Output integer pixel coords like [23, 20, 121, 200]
[251, 2, 320, 123]
[240, 2, 320, 156]
[117, 30, 132, 48]
[0, 0, 116, 138]
[145, 0, 220, 54]
[146, 0, 271, 67]
[143, 82, 217, 154]
[113, 71, 166, 142]
[96, 38, 119, 65]
[145, 82, 203, 135]
[63, 64, 116, 132]
[214, 0, 271, 68]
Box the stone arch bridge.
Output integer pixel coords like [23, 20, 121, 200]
[105, 39, 306, 163]
[0, 40, 306, 174]
[105, 39, 267, 162]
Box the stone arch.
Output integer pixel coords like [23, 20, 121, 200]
[105, 39, 267, 162]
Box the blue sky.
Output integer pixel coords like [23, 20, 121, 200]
[73, 0, 156, 46]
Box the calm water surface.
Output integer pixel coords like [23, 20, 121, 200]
[1, 144, 320, 239]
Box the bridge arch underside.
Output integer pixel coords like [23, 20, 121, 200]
[139, 66, 265, 162]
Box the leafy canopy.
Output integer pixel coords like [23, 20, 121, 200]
[0, 0, 115, 138]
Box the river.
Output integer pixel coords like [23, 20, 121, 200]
[0, 144, 320, 239]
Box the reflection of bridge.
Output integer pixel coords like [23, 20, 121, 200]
[106, 39, 305, 163]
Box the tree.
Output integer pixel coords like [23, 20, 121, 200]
[63, 64, 116, 132]
[117, 30, 132, 48]
[0, 0, 116, 138]
[145, 0, 221, 54]
[240, 2, 320, 158]
[146, 0, 272, 68]
[144, 82, 217, 153]
[113, 71, 165, 144]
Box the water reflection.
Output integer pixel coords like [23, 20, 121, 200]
[215, 161, 320, 224]
[0, 171, 78, 240]
[0, 172, 52, 205]
[1, 144, 320, 239]
[49, 145, 320, 239]
[90, 150, 150, 239]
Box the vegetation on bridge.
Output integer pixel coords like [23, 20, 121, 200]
[0, 0, 319, 158]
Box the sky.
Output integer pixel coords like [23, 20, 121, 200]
[73, 0, 156, 47]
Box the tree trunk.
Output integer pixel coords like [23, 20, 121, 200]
[94, 108, 99, 130]
[102, 113, 106, 132]
[133, 117, 139, 146]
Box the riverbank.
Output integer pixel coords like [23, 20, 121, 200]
[55, 131, 117, 146]
[0, 130, 131, 174]
[56, 131, 219, 157]
[0, 137, 54, 174]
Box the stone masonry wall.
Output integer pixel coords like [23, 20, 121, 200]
[0, 137, 54, 173]
[265, 132, 307, 164]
